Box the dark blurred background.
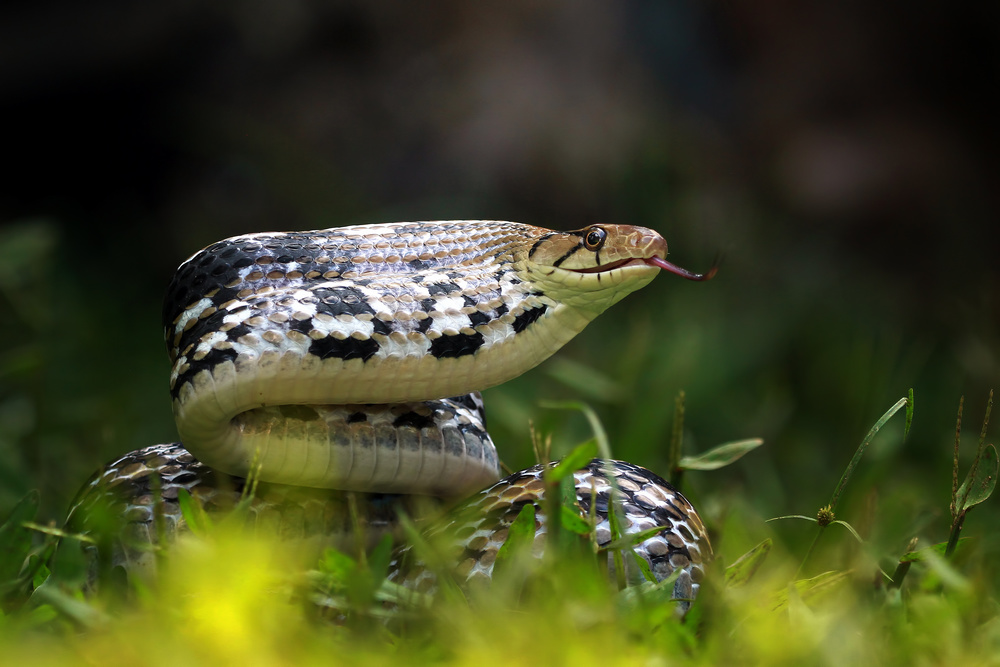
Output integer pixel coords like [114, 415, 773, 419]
[1, 1, 997, 565]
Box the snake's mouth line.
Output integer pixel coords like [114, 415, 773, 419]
[569, 258, 638, 274]
[571, 256, 718, 282]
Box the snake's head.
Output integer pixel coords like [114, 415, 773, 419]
[522, 224, 716, 312]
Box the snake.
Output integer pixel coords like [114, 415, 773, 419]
[67, 220, 714, 609]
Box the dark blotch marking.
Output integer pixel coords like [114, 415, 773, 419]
[347, 412, 368, 423]
[372, 318, 393, 336]
[416, 298, 438, 334]
[393, 411, 435, 430]
[463, 295, 491, 327]
[468, 310, 490, 327]
[592, 491, 611, 514]
[287, 318, 314, 336]
[651, 506, 683, 526]
[170, 346, 238, 399]
[162, 240, 259, 343]
[172, 307, 226, 355]
[429, 331, 485, 358]
[427, 282, 459, 296]
[225, 323, 253, 342]
[308, 335, 379, 362]
[457, 421, 488, 445]
[169, 470, 200, 485]
[207, 285, 241, 309]
[625, 465, 677, 493]
[511, 306, 547, 333]
[632, 494, 659, 512]
[278, 405, 321, 421]
[622, 502, 643, 516]
[448, 394, 481, 413]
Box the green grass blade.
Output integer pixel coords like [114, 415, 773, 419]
[770, 570, 851, 611]
[544, 357, 624, 403]
[957, 443, 998, 511]
[951, 396, 964, 521]
[176, 488, 213, 536]
[20, 523, 94, 544]
[725, 539, 772, 589]
[396, 511, 465, 605]
[606, 492, 627, 590]
[493, 503, 536, 582]
[829, 396, 909, 511]
[830, 520, 864, 544]
[900, 538, 972, 563]
[597, 525, 668, 554]
[905, 388, 914, 440]
[559, 505, 593, 536]
[29, 583, 108, 628]
[540, 401, 611, 459]
[546, 439, 599, 484]
[679, 438, 764, 471]
[669, 391, 685, 487]
[766, 515, 818, 523]
[977, 390, 993, 449]
[629, 550, 658, 584]
[0, 491, 40, 602]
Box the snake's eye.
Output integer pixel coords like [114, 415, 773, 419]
[583, 226, 607, 251]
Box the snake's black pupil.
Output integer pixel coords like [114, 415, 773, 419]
[585, 228, 605, 249]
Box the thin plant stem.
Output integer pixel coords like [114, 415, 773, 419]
[797, 395, 909, 578]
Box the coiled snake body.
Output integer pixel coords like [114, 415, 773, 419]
[70, 220, 713, 607]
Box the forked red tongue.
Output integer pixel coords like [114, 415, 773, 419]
[645, 256, 719, 281]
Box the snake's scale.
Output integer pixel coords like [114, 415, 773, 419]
[67, 220, 714, 609]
